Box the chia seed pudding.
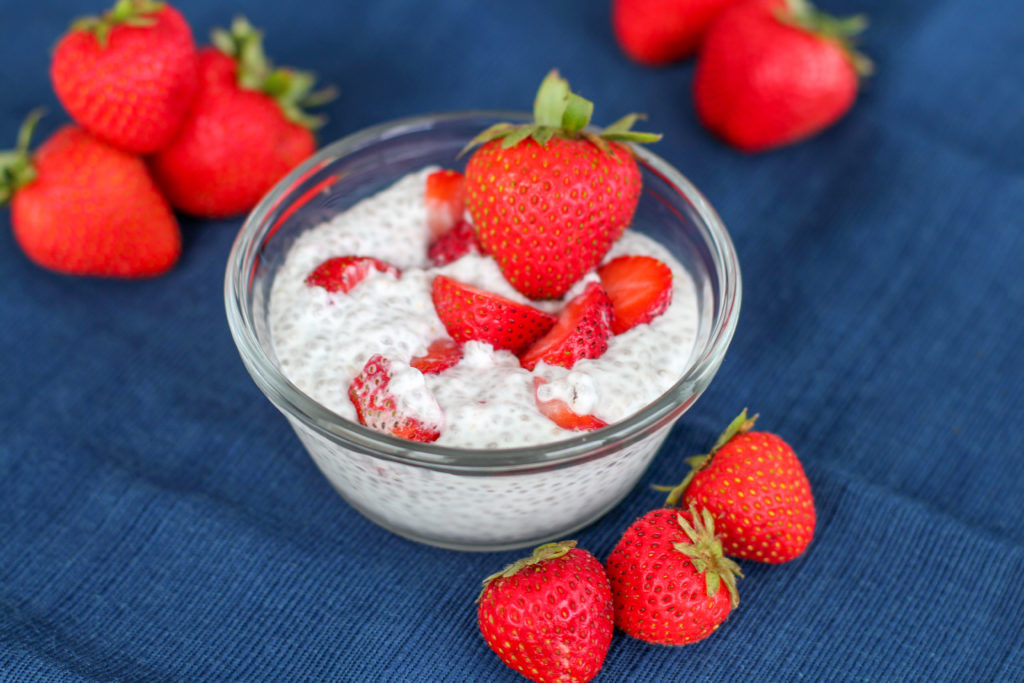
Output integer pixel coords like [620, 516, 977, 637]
[268, 167, 700, 448]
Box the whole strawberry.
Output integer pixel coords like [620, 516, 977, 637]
[51, 0, 198, 154]
[1, 113, 181, 278]
[150, 17, 335, 218]
[663, 409, 816, 562]
[606, 505, 741, 645]
[693, 0, 872, 152]
[464, 70, 659, 300]
[612, 0, 742, 65]
[478, 541, 613, 683]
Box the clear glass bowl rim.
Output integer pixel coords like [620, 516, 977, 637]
[224, 110, 741, 475]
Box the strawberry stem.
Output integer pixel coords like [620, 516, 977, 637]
[477, 540, 577, 601]
[211, 16, 337, 129]
[672, 505, 743, 608]
[0, 109, 43, 206]
[654, 409, 758, 506]
[70, 0, 164, 47]
[460, 70, 661, 156]
[777, 0, 874, 76]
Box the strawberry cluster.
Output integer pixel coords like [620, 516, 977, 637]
[1, 1, 332, 278]
[613, 0, 873, 152]
[305, 72, 677, 442]
[478, 410, 817, 683]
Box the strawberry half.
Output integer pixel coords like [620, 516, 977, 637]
[305, 256, 400, 293]
[348, 354, 443, 442]
[425, 169, 466, 238]
[597, 254, 674, 334]
[533, 377, 608, 432]
[427, 219, 483, 267]
[410, 338, 463, 375]
[519, 282, 615, 371]
[431, 275, 556, 354]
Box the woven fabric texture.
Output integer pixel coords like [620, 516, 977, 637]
[1, 0, 1022, 680]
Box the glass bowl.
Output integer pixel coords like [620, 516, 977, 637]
[224, 112, 741, 552]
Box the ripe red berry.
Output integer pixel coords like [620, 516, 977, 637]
[518, 282, 615, 371]
[51, 0, 198, 154]
[1, 114, 180, 278]
[150, 17, 334, 217]
[693, 0, 872, 152]
[464, 71, 659, 299]
[607, 505, 742, 645]
[478, 541, 614, 683]
[664, 409, 816, 562]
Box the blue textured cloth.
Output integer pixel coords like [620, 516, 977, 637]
[2, 0, 1022, 681]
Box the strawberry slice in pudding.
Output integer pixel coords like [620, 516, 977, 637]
[533, 377, 608, 432]
[519, 282, 615, 371]
[410, 338, 464, 375]
[427, 219, 483, 267]
[305, 256, 400, 294]
[349, 354, 443, 442]
[598, 255, 673, 334]
[432, 275, 556, 354]
[425, 169, 466, 239]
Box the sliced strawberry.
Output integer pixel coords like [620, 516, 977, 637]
[597, 255, 673, 334]
[410, 338, 463, 374]
[305, 256, 401, 293]
[532, 377, 608, 432]
[425, 169, 466, 238]
[348, 354, 442, 442]
[432, 275, 556, 354]
[427, 219, 483, 267]
[519, 282, 614, 371]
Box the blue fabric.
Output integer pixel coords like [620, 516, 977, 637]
[2, 0, 1022, 680]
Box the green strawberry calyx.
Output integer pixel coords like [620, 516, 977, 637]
[0, 110, 43, 206]
[71, 0, 165, 48]
[674, 505, 743, 608]
[460, 70, 662, 156]
[656, 408, 758, 506]
[212, 16, 338, 129]
[476, 540, 576, 602]
[776, 0, 874, 76]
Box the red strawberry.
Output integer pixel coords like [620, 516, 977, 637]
[50, 0, 198, 154]
[427, 219, 483, 267]
[478, 541, 613, 683]
[693, 0, 872, 152]
[425, 169, 467, 238]
[431, 275, 556, 354]
[150, 17, 335, 217]
[464, 71, 660, 299]
[305, 256, 400, 293]
[663, 409, 816, 562]
[532, 377, 608, 432]
[348, 354, 442, 442]
[606, 505, 742, 645]
[612, 0, 742, 65]
[518, 282, 614, 371]
[1, 114, 180, 278]
[597, 254, 673, 334]
[410, 338, 463, 374]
